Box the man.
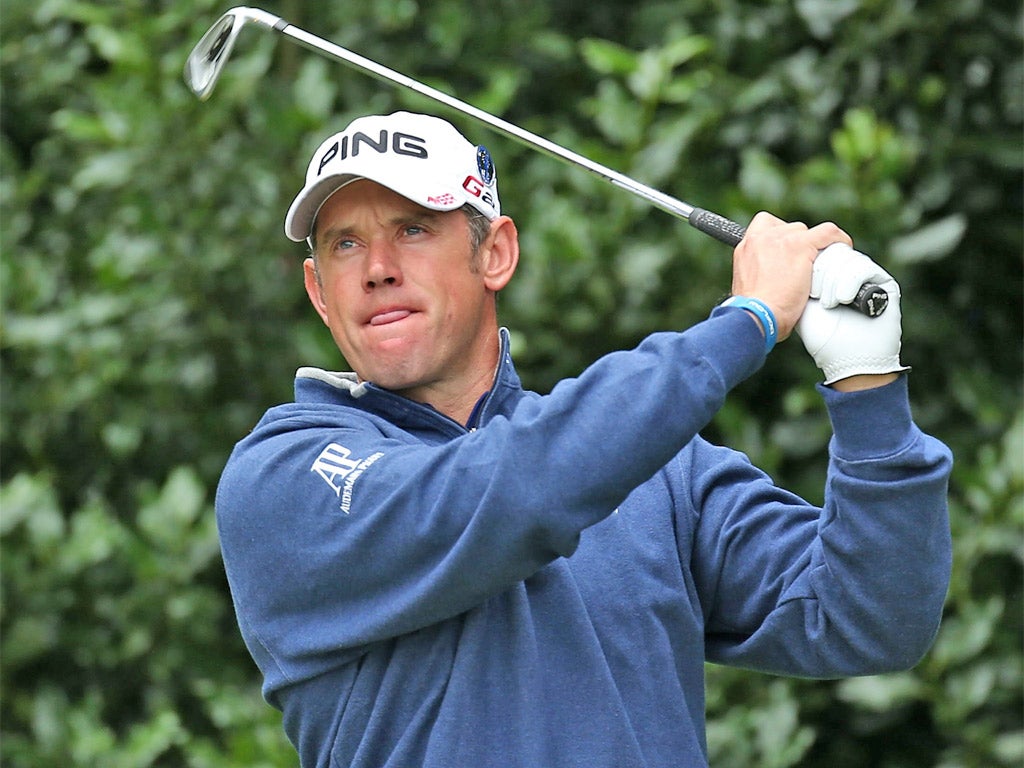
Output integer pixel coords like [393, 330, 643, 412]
[216, 111, 952, 768]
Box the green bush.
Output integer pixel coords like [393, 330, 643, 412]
[2, 0, 1020, 765]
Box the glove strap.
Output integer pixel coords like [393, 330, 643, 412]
[720, 296, 778, 353]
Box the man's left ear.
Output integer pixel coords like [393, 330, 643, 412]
[481, 216, 520, 292]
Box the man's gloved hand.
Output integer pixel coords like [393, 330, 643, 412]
[796, 243, 911, 385]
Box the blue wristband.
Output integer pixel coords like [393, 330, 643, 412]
[720, 296, 778, 353]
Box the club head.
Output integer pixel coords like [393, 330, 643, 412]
[184, 10, 245, 99]
[184, 7, 283, 99]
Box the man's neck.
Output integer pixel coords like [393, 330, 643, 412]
[394, 329, 502, 426]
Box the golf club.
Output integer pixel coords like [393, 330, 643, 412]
[184, 6, 888, 318]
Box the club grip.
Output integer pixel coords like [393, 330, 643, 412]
[689, 208, 746, 247]
[688, 208, 888, 317]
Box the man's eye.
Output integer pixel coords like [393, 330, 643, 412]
[335, 238, 356, 251]
[403, 225, 426, 236]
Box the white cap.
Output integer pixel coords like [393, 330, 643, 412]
[285, 111, 501, 242]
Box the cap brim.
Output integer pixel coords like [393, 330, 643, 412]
[285, 173, 474, 243]
[284, 175, 360, 243]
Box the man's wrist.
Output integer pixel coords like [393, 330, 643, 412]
[719, 296, 778, 353]
[829, 372, 901, 392]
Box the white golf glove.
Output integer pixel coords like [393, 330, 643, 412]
[796, 243, 911, 385]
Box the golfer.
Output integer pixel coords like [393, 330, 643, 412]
[216, 111, 952, 768]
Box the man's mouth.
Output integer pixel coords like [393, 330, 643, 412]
[369, 309, 413, 326]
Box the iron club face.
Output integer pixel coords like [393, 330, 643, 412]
[184, 7, 283, 100]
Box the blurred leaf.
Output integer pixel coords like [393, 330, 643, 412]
[837, 673, 923, 712]
[794, 0, 860, 39]
[931, 596, 1004, 669]
[579, 38, 637, 76]
[294, 58, 338, 121]
[739, 147, 788, 207]
[889, 213, 969, 264]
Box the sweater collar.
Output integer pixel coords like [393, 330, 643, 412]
[294, 327, 523, 428]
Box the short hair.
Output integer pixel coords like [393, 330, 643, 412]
[463, 207, 492, 255]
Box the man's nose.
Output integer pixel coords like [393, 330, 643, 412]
[364, 240, 402, 290]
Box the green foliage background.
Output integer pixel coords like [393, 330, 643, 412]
[1, 0, 1021, 765]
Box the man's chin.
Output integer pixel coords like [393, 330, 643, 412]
[358, 356, 427, 394]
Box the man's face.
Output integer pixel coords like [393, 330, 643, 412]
[304, 180, 503, 406]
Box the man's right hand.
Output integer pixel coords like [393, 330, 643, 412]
[729, 212, 853, 341]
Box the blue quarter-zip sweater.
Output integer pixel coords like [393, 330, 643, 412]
[215, 307, 952, 768]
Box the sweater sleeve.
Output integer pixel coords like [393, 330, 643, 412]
[215, 309, 766, 686]
[691, 375, 953, 677]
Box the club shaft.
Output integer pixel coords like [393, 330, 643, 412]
[224, 8, 887, 318]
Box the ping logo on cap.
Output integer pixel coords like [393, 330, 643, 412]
[316, 130, 429, 176]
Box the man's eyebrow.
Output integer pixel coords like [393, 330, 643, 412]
[393, 211, 444, 226]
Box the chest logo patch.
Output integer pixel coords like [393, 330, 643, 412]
[311, 442, 384, 514]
